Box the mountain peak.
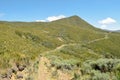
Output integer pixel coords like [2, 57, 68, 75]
[67, 15, 85, 22]
[68, 15, 80, 18]
[53, 15, 83, 22]
[53, 15, 95, 29]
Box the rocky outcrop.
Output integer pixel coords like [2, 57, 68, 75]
[0, 63, 27, 80]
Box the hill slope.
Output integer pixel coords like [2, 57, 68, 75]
[0, 16, 120, 80]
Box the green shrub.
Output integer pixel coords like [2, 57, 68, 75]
[83, 58, 120, 73]
[15, 31, 41, 43]
[116, 72, 120, 80]
[90, 70, 110, 80]
[42, 41, 55, 49]
[82, 58, 120, 80]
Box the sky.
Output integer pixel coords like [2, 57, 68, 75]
[0, 0, 120, 30]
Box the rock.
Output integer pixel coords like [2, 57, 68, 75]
[63, 65, 72, 70]
[1, 73, 7, 78]
[16, 73, 23, 79]
[16, 63, 26, 71]
[7, 69, 13, 79]
[18, 65, 26, 71]
[11, 66, 18, 74]
[0, 73, 10, 80]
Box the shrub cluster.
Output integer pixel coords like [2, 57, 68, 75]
[82, 58, 120, 80]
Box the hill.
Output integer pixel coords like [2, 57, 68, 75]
[0, 16, 120, 80]
[115, 30, 120, 32]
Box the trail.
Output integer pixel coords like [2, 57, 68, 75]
[42, 43, 78, 55]
[37, 32, 111, 80]
[40, 32, 111, 56]
[43, 32, 110, 55]
[37, 43, 79, 80]
[37, 57, 72, 80]
[87, 32, 110, 44]
[38, 57, 51, 80]
[38, 32, 110, 61]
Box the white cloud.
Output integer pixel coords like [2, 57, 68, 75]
[98, 17, 117, 30]
[98, 17, 116, 25]
[35, 15, 66, 22]
[46, 15, 66, 22]
[35, 20, 46, 22]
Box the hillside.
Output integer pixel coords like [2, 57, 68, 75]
[0, 16, 120, 80]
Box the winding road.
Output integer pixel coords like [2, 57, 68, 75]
[42, 32, 111, 55]
[87, 32, 110, 44]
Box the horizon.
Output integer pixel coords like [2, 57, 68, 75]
[0, 0, 120, 30]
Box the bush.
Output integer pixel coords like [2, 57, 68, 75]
[90, 70, 110, 80]
[116, 72, 120, 80]
[15, 31, 41, 43]
[42, 41, 55, 49]
[82, 58, 120, 80]
[83, 58, 120, 73]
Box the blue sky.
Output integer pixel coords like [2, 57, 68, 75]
[0, 0, 120, 30]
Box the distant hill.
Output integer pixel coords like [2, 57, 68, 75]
[115, 30, 120, 32]
[0, 16, 120, 80]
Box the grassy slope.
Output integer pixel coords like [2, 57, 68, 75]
[85, 32, 120, 57]
[0, 16, 119, 72]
